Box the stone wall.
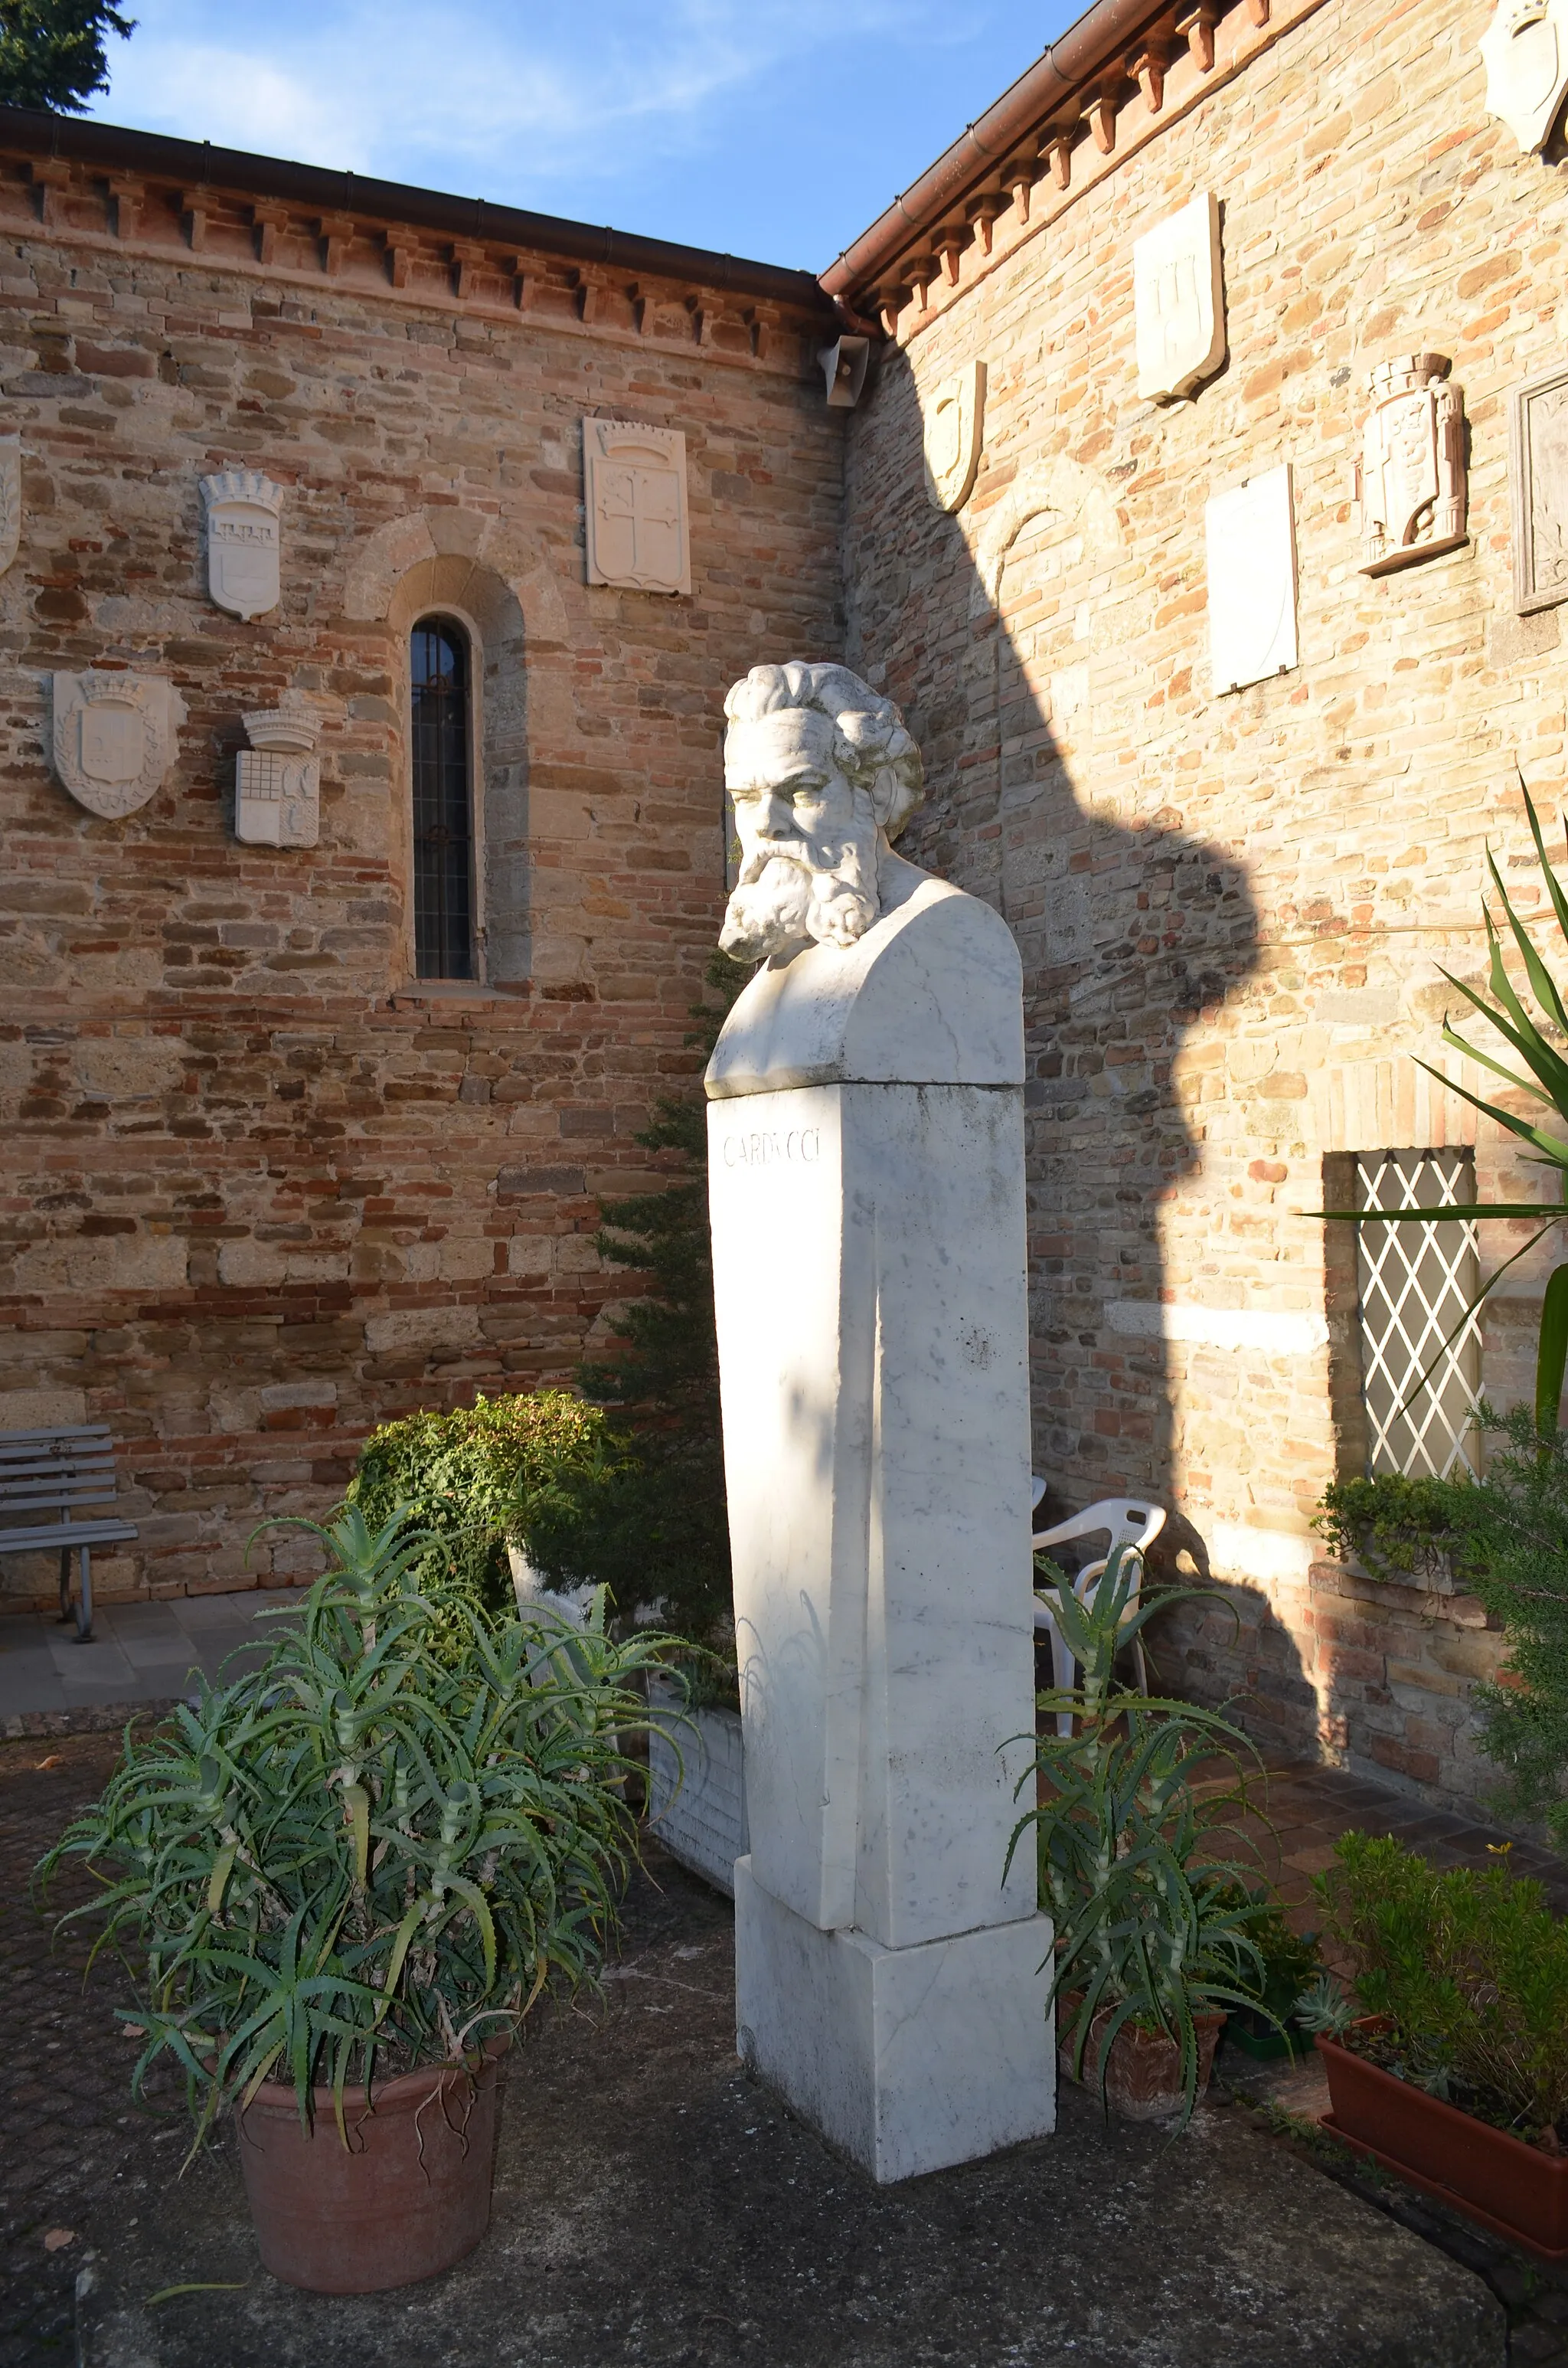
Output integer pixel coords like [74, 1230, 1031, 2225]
[0, 128, 841, 1601]
[841, 0, 1560, 1819]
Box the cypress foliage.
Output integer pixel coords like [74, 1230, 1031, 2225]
[553, 953, 753, 1647]
[0, 0, 134, 113]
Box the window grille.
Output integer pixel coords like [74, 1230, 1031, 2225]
[1355, 1149, 1482, 1478]
[411, 617, 474, 980]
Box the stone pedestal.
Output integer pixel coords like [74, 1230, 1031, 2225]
[706, 872, 1054, 2182]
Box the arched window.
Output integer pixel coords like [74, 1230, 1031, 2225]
[410, 617, 474, 979]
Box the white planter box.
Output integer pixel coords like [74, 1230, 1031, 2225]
[647, 1676, 749, 1897]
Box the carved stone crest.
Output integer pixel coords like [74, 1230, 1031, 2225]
[1357, 355, 1468, 577]
[51, 672, 186, 819]
[201, 469, 283, 620]
[583, 419, 691, 595]
[235, 698, 321, 847]
[923, 360, 986, 513]
[1481, 0, 1568, 154]
[1134, 191, 1226, 404]
[0, 434, 20, 575]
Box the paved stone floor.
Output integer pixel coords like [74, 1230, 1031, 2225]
[0, 1590, 306, 1732]
[2, 1728, 1556, 2368]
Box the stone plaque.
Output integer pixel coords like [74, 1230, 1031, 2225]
[1480, 0, 1568, 155]
[201, 468, 283, 620]
[0, 433, 20, 575]
[1134, 191, 1226, 404]
[1206, 463, 1298, 695]
[1511, 366, 1568, 613]
[1357, 354, 1468, 577]
[583, 418, 690, 595]
[235, 697, 321, 846]
[923, 360, 985, 513]
[51, 672, 186, 819]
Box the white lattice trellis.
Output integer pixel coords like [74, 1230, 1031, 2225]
[1356, 1150, 1483, 1478]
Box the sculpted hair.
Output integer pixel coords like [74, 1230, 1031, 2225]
[723, 660, 924, 838]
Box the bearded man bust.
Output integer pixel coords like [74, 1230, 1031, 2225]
[709, 660, 1022, 1096]
[703, 660, 1052, 2185]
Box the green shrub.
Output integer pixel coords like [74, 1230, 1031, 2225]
[345, 1390, 625, 1643]
[1311, 1827, 1568, 2141]
[1313, 1470, 1468, 1585]
[37, 1506, 670, 2143]
[1207, 1880, 1323, 2028]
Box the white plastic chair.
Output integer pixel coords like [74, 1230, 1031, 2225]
[1031, 1496, 1167, 1738]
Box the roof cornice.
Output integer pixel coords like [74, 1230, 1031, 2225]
[0, 103, 835, 317]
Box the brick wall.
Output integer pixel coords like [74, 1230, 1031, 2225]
[841, 0, 1561, 1820]
[0, 137, 841, 1601]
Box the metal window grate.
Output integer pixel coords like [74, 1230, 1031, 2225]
[411, 617, 474, 980]
[1355, 1149, 1482, 1478]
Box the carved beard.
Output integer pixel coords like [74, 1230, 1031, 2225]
[719, 832, 880, 963]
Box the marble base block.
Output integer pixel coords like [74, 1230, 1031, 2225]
[734, 1856, 1056, 2183]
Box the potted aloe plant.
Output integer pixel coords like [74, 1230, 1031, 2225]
[1009, 1552, 1283, 2122]
[1298, 1830, 1568, 2259]
[38, 1506, 670, 2294]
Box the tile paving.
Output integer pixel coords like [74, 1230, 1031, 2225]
[0, 1589, 309, 1733]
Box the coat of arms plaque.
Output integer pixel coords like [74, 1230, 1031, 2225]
[583, 420, 691, 595]
[235, 698, 321, 848]
[201, 468, 284, 620]
[51, 672, 186, 819]
[1357, 355, 1468, 577]
[1481, 0, 1568, 155]
[923, 361, 986, 514]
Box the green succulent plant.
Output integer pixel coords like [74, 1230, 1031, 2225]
[37, 1505, 674, 2150]
[1008, 1550, 1284, 2124]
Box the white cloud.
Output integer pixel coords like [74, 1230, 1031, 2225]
[95, 0, 933, 201]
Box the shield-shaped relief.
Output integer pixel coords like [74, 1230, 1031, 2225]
[923, 361, 986, 513]
[1134, 190, 1227, 404]
[1358, 354, 1468, 576]
[52, 672, 186, 818]
[0, 434, 20, 575]
[201, 469, 284, 620]
[583, 420, 691, 594]
[1481, 0, 1568, 154]
[236, 698, 321, 848]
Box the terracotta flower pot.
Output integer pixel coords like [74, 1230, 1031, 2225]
[236, 2034, 510, 2293]
[1058, 1997, 1226, 2120]
[1318, 2025, 1568, 2262]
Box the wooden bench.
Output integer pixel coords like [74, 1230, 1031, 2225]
[0, 1426, 139, 1641]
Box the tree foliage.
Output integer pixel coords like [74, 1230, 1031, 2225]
[554, 952, 753, 1649]
[0, 0, 134, 113]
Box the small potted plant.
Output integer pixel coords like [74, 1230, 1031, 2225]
[1298, 1830, 1568, 2259]
[1009, 1552, 1282, 2124]
[38, 1506, 668, 2294]
[1208, 1883, 1324, 2062]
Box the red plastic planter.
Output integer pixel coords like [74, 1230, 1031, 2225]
[236, 2035, 510, 2293]
[1317, 2027, 1568, 2261]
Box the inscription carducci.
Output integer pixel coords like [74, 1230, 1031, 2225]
[722, 1126, 822, 1169]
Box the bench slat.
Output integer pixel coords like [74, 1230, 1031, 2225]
[0, 1490, 119, 1517]
[0, 1520, 139, 1550]
[0, 1467, 116, 1489]
[0, 1483, 116, 1503]
[0, 1428, 113, 1451]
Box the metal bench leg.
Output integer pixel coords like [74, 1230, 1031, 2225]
[58, 1545, 73, 1625]
[74, 1544, 93, 1643]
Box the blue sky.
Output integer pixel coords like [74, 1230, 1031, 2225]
[85, 1, 1082, 272]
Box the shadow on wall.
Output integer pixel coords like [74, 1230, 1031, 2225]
[843, 343, 1262, 1543]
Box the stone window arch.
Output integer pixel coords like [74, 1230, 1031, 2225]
[353, 520, 539, 987]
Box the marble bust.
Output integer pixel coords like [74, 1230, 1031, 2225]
[718, 661, 926, 962]
[704, 657, 1051, 2183]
